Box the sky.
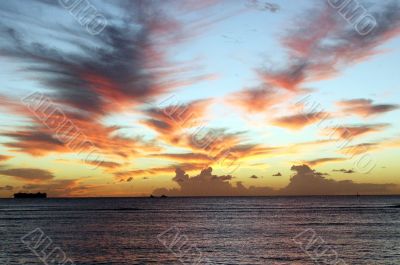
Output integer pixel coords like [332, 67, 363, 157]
[0, 0, 399, 197]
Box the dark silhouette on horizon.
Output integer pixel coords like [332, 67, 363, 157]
[14, 192, 47, 199]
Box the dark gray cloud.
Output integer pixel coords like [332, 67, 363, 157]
[153, 165, 397, 196]
[153, 167, 275, 196]
[304, 157, 347, 166]
[0, 168, 54, 181]
[280, 165, 395, 195]
[333, 169, 356, 174]
[337, 98, 399, 117]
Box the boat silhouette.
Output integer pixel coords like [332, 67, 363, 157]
[14, 192, 47, 199]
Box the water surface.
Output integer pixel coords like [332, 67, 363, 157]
[1, 196, 399, 264]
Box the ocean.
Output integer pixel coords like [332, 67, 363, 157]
[1, 196, 399, 264]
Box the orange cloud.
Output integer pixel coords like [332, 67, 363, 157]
[150, 152, 213, 163]
[85, 160, 122, 169]
[272, 112, 329, 130]
[0, 155, 13, 162]
[142, 99, 211, 146]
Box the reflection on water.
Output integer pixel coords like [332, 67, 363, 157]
[1, 196, 399, 264]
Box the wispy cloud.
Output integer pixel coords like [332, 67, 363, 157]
[303, 157, 347, 166]
[337, 98, 399, 117]
[272, 112, 329, 130]
[326, 123, 389, 139]
[332, 169, 355, 174]
[228, 85, 289, 113]
[258, 1, 400, 91]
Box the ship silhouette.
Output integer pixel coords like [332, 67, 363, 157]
[14, 192, 47, 199]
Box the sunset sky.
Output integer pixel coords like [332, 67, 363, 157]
[0, 0, 399, 197]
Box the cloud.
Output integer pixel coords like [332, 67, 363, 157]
[20, 179, 96, 197]
[280, 165, 396, 195]
[0, 123, 158, 160]
[115, 142, 281, 181]
[0, 155, 13, 162]
[113, 162, 209, 182]
[150, 152, 213, 163]
[327, 124, 389, 139]
[0, 0, 221, 160]
[85, 160, 122, 169]
[339, 135, 400, 157]
[181, 128, 274, 167]
[337, 98, 399, 117]
[272, 172, 282, 177]
[186, 128, 245, 154]
[0, 168, 54, 181]
[228, 85, 289, 113]
[142, 99, 211, 145]
[153, 165, 397, 196]
[1, 129, 67, 156]
[303, 157, 347, 166]
[272, 112, 329, 130]
[0, 1, 217, 114]
[0, 185, 13, 191]
[341, 142, 379, 156]
[258, 2, 400, 90]
[153, 167, 275, 196]
[246, 0, 280, 13]
[332, 169, 355, 174]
